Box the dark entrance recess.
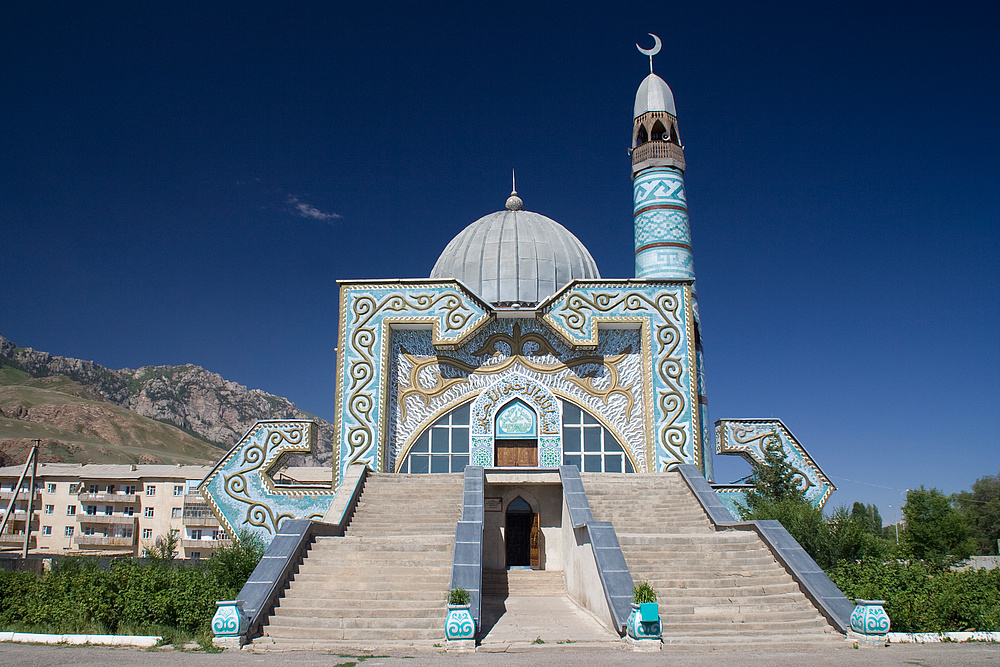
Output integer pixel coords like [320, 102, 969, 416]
[505, 497, 536, 567]
[495, 438, 538, 467]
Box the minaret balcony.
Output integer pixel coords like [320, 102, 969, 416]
[631, 141, 685, 170]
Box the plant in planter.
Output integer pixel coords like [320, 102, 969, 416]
[445, 587, 475, 641]
[627, 581, 661, 641]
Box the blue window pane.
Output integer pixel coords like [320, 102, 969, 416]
[625, 457, 635, 473]
[563, 428, 581, 452]
[398, 459, 408, 473]
[584, 428, 601, 452]
[451, 455, 468, 472]
[409, 455, 429, 474]
[604, 435, 623, 452]
[451, 428, 469, 453]
[431, 455, 450, 473]
[604, 455, 622, 473]
[452, 402, 470, 425]
[411, 433, 429, 454]
[431, 427, 450, 453]
[564, 455, 582, 470]
[584, 455, 603, 472]
[562, 402, 581, 424]
[582, 411, 599, 425]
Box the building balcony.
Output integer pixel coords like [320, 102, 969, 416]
[76, 514, 138, 525]
[183, 493, 204, 504]
[78, 492, 139, 503]
[0, 533, 35, 548]
[75, 535, 135, 548]
[0, 489, 41, 501]
[181, 539, 231, 549]
[182, 514, 219, 527]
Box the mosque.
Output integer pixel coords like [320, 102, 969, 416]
[203, 37, 851, 648]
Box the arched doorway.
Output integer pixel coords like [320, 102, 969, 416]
[494, 400, 538, 467]
[504, 497, 541, 568]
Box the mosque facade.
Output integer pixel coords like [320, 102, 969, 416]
[201, 43, 833, 546]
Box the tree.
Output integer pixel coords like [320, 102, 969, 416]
[954, 472, 1000, 556]
[143, 528, 179, 562]
[739, 448, 832, 567]
[901, 486, 976, 569]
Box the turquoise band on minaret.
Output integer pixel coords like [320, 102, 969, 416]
[633, 166, 693, 280]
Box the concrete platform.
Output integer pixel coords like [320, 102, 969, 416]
[478, 594, 621, 650]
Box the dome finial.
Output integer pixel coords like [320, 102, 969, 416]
[636, 33, 662, 74]
[506, 169, 523, 211]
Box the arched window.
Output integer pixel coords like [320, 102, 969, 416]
[398, 402, 470, 473]
[636, 125, 648, 146]
[651, 120, 667, 142]
[668, 123, 679, 144]
[561, 400, 634, 473]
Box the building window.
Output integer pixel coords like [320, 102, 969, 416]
[173, 485, 183, 496]
[398, 402, 471, 474]
[83, 526, 96, 536]
[124, 485, 136, 495]
[85, 505, 97, 515]
[46, 483, 56, 494]
[171, 507, 182, 518]
[190, 529, 202, 540]
[142, 528, 152, 539]
[42, 526, 52, 535]
[118, 527, 133, 539]
[106, 485, 115, 494]
[561, 401, 634, 473]
[124, 506, 135, 516]
[145, 507, 154, 517]
[145, 485, 156, 496]
[88, 484, 98, 494]
[190, 552, 201, 560]
[66, 505, 76, 516]
[44, 505, 53, 515]
[64, 526, 74, 537]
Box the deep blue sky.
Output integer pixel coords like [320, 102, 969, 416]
[2, 2, 997, 520]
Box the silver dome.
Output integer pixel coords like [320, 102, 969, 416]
[634, 72, 676, 118]
[430, 205, 600, 305]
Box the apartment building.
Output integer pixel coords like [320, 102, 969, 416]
[0, 463, 229, 559]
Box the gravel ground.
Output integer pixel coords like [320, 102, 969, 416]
[1, 641, 999, 667]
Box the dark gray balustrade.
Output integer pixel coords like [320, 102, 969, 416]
[675, 464, 853, 633]
[449, 466, 485, 629]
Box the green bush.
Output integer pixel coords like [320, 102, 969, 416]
[447, 587, 470, 605]
[633, 581, 657, 604]
[829, 559, 1000, 632]
[0, 536, 265, 639]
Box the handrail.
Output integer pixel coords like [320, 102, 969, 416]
[235, 464, 369, 641]
[675, 464, 853, 633]
[559, 465, 634, 634]
[449, 466, 484, 629]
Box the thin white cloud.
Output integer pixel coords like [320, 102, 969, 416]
[287, 195, 342, 223]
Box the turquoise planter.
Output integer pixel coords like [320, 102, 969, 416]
[627, 602, 661, 640]
[850, 599, 890, 638]
[212, 600, 248, 638]
[445, 604, 475, 640]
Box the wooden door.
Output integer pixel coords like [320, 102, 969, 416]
[529, 512, 542, 569]
[495, 439, 538, 467]
[505, 512, 532, 566]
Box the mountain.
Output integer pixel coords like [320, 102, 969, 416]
[0, 334, 334, 467]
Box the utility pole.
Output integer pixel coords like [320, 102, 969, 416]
[21, 440, 39, 558]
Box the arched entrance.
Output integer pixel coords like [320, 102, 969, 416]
[504, 497, 541, 568]
[494, 400, 538, 467]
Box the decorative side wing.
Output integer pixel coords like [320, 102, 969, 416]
[714, 418, 835, 508]
[200, 420, 336, 545]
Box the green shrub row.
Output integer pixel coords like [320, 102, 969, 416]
[0, 532, 264, 637]
[829, 559, 1000, 632]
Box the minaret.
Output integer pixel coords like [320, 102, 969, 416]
[631, 36, 713, 480]
[630, 35, 692, 281]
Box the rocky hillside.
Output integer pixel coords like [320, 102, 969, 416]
[0, 334, 333, 466]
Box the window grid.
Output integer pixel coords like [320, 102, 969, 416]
[399, 403, 471, 474]
[561, 401, 634, 473]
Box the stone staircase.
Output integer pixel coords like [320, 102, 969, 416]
[256, 473, 464, 647]
[483, 568, 567, 597]
[581, 472, 843, 645]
